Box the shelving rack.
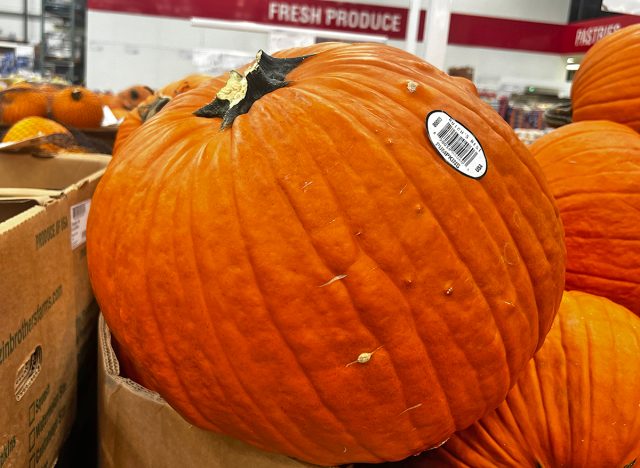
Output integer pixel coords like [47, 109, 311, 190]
[39, 0, 86, 83]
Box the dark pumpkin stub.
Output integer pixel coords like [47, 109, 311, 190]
[194, 50, 311, 129]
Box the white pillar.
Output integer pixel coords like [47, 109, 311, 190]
[423, 0, 452, 70]
[405, 0, 422, 55]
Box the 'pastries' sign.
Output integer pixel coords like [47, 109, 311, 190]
[574, 22, 621, 46]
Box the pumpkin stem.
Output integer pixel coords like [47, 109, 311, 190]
[71, 89, 83, 101]
[194, 50, 311, 130]
[139, 96, 170, 122]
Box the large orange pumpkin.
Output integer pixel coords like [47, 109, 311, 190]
[531, 121, 640, 315]
[0, 87, 48, 124]
[571, 24, 640, 131]
[51, 87, 104, 128]
[406, 291, 640, 467]
[87, 43, 565, 465]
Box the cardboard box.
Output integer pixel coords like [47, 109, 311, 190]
[0, 151, 110, 468]
[98, 315, 334, 468]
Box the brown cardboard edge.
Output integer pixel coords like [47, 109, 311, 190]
[0, 202, 46, 234]
[98, 316, 343, 468]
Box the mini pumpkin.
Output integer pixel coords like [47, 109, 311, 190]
[88, 43, 565, 465]
[408, 291, 640, 467]
[531, 120, 640, 315]
[2, 116, 74, 154]
[51, 87, 104, 128]
[117, 85, 154, 110]
[572, 24, 640, 131]
[0, 86, 48, 125]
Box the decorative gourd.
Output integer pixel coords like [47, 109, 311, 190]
[572, 24, 640, 131]
[117, 84, 154, 110]
[51, 87, 103, 128]
[407, 291, 640, 467]
[0, 86, 48, 124]
[87, 43, 565, 465]
[530, 121, 640, 315]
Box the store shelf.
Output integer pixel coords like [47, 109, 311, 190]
[40, 0, 86, 83]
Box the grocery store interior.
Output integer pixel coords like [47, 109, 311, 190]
[1, 0, 639, 467]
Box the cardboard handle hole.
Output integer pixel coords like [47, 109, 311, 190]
[15, 345, 42, 401]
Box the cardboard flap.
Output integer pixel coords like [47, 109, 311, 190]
[98, 316, 324, 468]
[0, 133, 74, 153]
[0, 152, 110, 191]
[0, 188, 62, 199]
[0, 198, 43, 224]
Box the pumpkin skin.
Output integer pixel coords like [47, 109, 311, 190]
[159, 73, 211, 97]
[87, 43, 565, 465]
[117, 84, 154, 110]
[530, 121, 640, 315]
[0, 87, 48, 124]
[99, 91, 124, 110]
[407, 291, 640, 468]
[51, 87, 104, 128]
[3, 116, 70, 141]
[571, 24, 640, 131]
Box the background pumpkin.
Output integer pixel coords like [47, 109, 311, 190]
[51, 87, 104, 128]
[113, 75, 211, 155]
[571, 24, 640, 131]
[87, 43, 565, 465]
[531, 120, 640, 315]
[117, 84, 154, 110]
[0, 86, 48, 125]
[402, 291, 640, 468]
[159, 73, 211, 97]
[2, 116, 74, 154]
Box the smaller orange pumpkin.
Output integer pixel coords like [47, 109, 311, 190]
[117, 85, 154, 110]
[51, 87, 104, 129]
[0, 87, 49, 125]
[2, 116, 74, 153]
[98, 92, 124, 110]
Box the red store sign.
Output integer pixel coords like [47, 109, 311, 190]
[87, 0, 640, 54]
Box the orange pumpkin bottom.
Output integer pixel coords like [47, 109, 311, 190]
[401, 291, 640, 467]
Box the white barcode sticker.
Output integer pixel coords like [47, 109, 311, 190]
[70, 199, 91, 249]
[426, 111, 487, 179]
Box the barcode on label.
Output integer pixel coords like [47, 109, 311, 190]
[70, 199, 91, 249]
[72, 203, 86, 218]
[436, 122, 478, 167]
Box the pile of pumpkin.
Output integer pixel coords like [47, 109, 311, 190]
[86, 24, 640, 467]
[0, 81, 156, 127]
[0, 82, 157, 153]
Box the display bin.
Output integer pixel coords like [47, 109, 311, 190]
[0, 151, 110, 468]
[97, 314, 341, 468]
